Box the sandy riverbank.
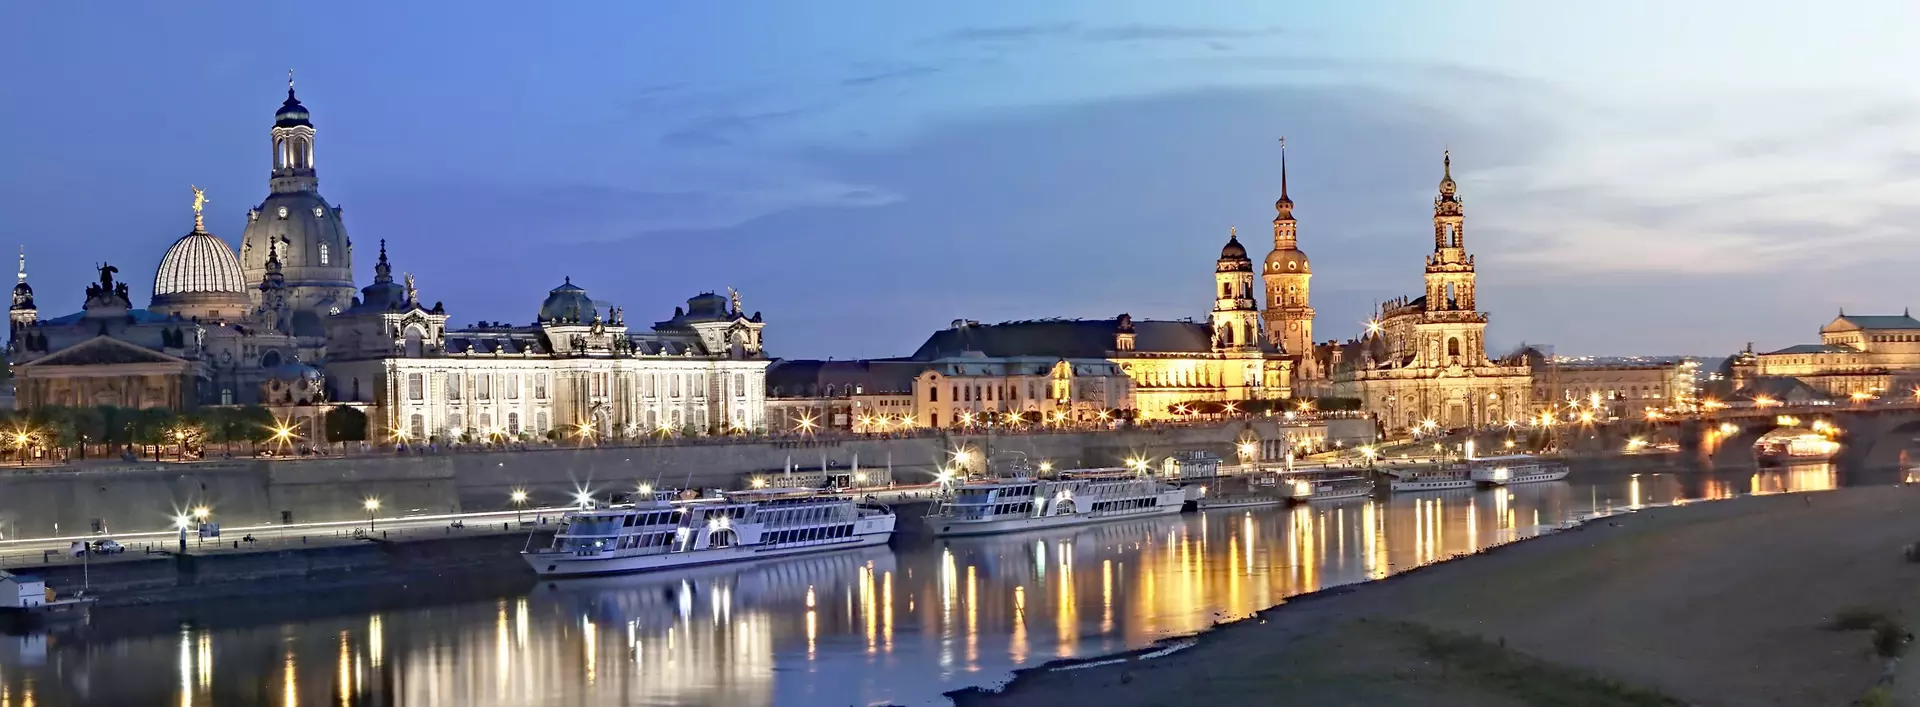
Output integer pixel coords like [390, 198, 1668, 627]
[953, 485, 1920, 707]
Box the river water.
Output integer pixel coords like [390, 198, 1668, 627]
[0, 461, 1885, 707]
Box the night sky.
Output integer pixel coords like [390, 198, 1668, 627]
[4, 2, 1918, 359]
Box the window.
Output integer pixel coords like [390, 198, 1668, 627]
[478, 374, 491, 400]
[509, 373, 521, 399]
[448, 373, 462, 400]
[672, 374, 683, 398]
[734, 373, 746, 395]
[220, 388, 233, 405]
[449, 413, 463, 432]
[407, 373, 424, 400]
[535, 411, 548, 433]
[536, 373, 548, 399]
[930, 412, 939, 428]
[409, 414, 425, 440]
[645, 375, 656, 397]
[930, 386, 939, 402]
[319, 243, 329, 265]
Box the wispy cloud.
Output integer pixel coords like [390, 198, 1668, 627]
[840, 63, 945, 87]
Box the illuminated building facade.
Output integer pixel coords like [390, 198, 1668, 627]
[8, 80, 769, 438]
[1329, 153, 1531, 430]
[1730, 312, 1920, 398]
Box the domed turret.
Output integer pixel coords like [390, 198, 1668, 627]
[539, 277, 596, 323]
[1217, 227, 1252, 272]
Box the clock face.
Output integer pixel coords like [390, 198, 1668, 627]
[278, 206, 289, 218]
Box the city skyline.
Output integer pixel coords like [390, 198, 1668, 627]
[4, 3, 1919, 360]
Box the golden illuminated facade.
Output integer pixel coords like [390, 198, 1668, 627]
[1332, 153, 1531, 430]
[1732, 312, 1920, 398]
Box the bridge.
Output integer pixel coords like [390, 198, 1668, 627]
[1450, 403, 1920, 469]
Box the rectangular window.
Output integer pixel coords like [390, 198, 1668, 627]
[672, 374, 683, 398]
[535, 373, 548, 400]
[448, 372, 462, 400]
[478, 374, 491, 400]
[735, 373, 746, 395]
[646, 375, 657, 396]
[407, 373, 424, 400]
[509, 373, 521, 399]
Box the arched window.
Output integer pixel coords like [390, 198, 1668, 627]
[1447, 337, 1461, 357]
[319, 243, 329, 265]
[448, 413, 463, 432]
[220, 388, 233, 405]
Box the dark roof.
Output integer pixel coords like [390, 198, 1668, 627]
[1834, 315, 1920, 330]
[1765, 343, 1854, 355]
[275, 88, 312, 128]
[909, 318, 1220, 360]
[1732, 376, 1830, 402]
[767, 358, 922, 397]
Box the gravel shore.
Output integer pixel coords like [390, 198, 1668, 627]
[951, 485, 1920, 707]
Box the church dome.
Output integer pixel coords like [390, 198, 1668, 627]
[538, 277, 596, 322]
[154, 230, 248, 298]
[240, 191, 352, 291]
[1265, 248, 1311, 275]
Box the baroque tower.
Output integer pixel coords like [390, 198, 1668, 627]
[1419, 151, 1489, 365]
[240, 73, 356, 324]
[10, 247, 36, 334]
[1262, 139, 1314, 361]
[1210, 227, 1261, 352]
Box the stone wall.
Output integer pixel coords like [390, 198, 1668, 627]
[0, 422, 1277, 541]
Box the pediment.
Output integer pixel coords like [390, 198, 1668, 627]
[20, 336, 189, 367]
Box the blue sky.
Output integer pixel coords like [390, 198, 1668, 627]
[4, 2, 1919, 358]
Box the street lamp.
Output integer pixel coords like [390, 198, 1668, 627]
[510, 489, 528, 523]
[363, 497, 381, 532]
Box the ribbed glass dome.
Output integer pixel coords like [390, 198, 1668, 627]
[154, 231, 248, 296]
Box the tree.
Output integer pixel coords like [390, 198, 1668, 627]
[232, 405, 276, 452]
[128, 407, 176, 460]
[324, 406, 369, 451]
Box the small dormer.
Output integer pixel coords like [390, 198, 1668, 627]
[1114, 313, 1136, 352]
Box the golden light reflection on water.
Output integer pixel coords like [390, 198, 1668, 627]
[9, 468, 1880, 707]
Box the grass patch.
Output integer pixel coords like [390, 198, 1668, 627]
[1830, 606, 1896, 632]
[1397, 622, 1687, 707]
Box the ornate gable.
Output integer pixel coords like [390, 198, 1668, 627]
[19, 335, 188, 367]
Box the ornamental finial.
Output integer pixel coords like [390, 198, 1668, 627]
[190, 185, 209, 231]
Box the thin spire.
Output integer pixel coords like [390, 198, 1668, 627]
[288, 68, 295, 94]
[1279, 136, 1289, 202]
[16, 246, 24, 284]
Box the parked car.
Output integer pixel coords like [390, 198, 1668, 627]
[92, 539, 125, 555]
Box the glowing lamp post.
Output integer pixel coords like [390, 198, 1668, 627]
[363, 497, 381, 532]
[510, 489, 528, 523]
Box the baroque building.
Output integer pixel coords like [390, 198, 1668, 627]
[1328, 153, 1531, 430]
[1729, 311, 1920, 399]
[764, 233, 1294, 430]
[7, 79, 773, 439]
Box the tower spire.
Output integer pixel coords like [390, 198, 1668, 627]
[374, 238, 393, 283]
[16, 246, 25, 285]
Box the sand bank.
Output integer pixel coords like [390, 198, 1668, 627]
[953, 486, 1920, 707]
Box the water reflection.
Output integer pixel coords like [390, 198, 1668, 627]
[0, 464, 1859, 706]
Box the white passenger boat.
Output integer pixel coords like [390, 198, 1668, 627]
[523, 489, 896, 577]
[1283, 475, 1374, 503]
[928, 471, 1184, 537]
[1468, 455, 1570, 487]
[1385, 465, 1475, 493]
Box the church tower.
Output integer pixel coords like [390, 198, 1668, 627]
[1420, 151, 1489, 365]
[1210, 228, 1261, 352]
[240, 72, 356, 322]
[10, 247, 36, 334]
[1262, 140, 1314, 358]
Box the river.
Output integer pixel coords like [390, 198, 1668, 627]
[0, 461, 1889, 706]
